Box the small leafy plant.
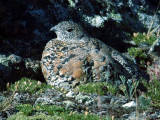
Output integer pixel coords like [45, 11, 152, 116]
[132, 32, 157, 45]
[144, 60, 160, 108]
[8, 77, 52, 94]
[119, 76, 139, 100]
[127, 32, 157, 65]
[16, 104, 33, 115]
[127, 47, 148, 64]
[142, 79, 160, 108]
[138, 95, 151, 111]
[0, 92, 15, 112]
[78, 82, 118, 95]
[34, 104, 67, 116]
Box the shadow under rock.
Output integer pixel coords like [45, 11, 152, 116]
[0, 56, 45, 91]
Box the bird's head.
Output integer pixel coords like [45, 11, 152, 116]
[50, 21, 88, 43]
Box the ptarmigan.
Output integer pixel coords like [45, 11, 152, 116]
[41, 21, 145, 90]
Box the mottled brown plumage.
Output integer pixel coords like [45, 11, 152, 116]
[41, 21, 141, 89]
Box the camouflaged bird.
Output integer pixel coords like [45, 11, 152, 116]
[41, 21, 143, 90]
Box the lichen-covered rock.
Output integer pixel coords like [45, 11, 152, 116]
[0, 54, 43, 90]
[148, 38, 160, 56]
[75, 93, 95, 106]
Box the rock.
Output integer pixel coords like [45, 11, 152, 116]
[66, 90, 75, 98]
[0, 54, 12, 89]
[13, 93, 32, 103]
[63, 101, 76, 110]
[0, 53, 43, 89]
[49, 0, 70, 20]
[83, 15, 108, 28]
[8, 54, 22, 65]
[29, 9, 45, 22]
[75, 93, 95, 106]
[148, 38, 160, 56]
[137, 12, 159, 29]
[122, 101, 137, 108]
[149, 111, 160, 119]
[148, 0, 160, 6]
[138, 42, 151, 50]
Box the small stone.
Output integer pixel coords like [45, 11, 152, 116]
[122, 101, 137, 108]
[66, 90, 75, 98]
[8, 54, 22, 64]
[63, 100, 76, 109]
[75, 93, 94, 106]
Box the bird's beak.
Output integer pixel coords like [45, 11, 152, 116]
[50, 27, 57, 32]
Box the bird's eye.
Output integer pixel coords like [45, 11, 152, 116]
[67, 28, 73, 32]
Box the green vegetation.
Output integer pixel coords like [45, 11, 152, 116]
[119, 76, 139, 100]
[34, 104, 67, 116]
[16, 104, 67, 116]
[127, 47, 148, 64]
[7, 111, 111, 120]
[16, 104, 33, 115]
[78, 82, 118, 95]
[0, 92, 15, 112]
[132, 33, 156, 45]
[8, 77, 52, 94]
[138, 95, 151, 111]
[7, 112, 61, 120]
[127, 32, 157, 65]
[8, 103, 111, 120]
[143, 79, 160, 108]
[0, 93, 6, 104]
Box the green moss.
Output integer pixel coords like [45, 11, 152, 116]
[7, 112, 62, 120]
[16, 103, 67, 116]
[132, 33, 156, 45]
[10, 104, 111, 120]
[78, 82, 118, 95]
[127, 47, 148, 64]
[119, 76, 139, 100]
[60, 113, 111, 120]
[128, 47, 146, 58]
[34, 104, 67, 116]
[8, 77, 52, 94]
[127, 33, 156, 65]
[138, 95, 151, 111]
[16, 104, 33, 115]
[7, 111, 111, 120]
[142, 79, 160, 108]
